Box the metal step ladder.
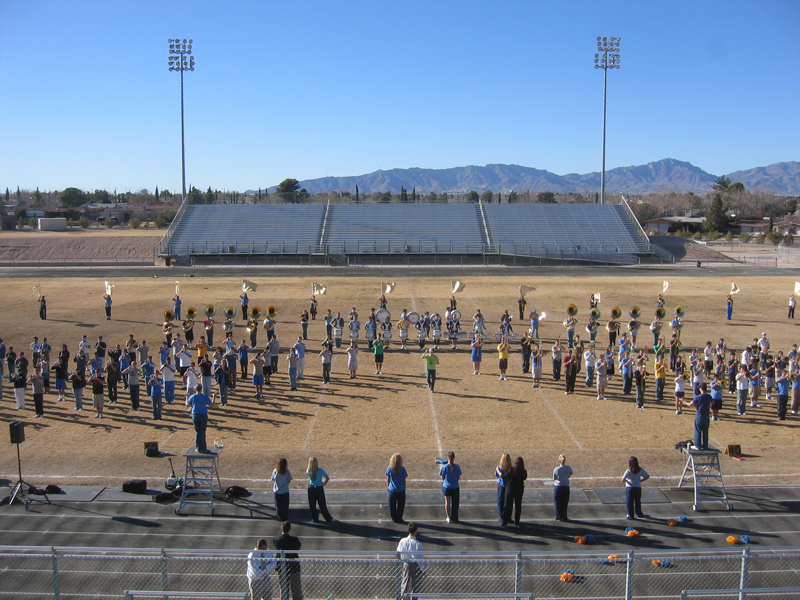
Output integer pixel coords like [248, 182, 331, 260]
[678, 445, 733, 511]
[176, 446, 223, 515]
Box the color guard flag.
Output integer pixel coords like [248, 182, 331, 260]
[730, 282, 740, 294]
[451, 280, 466, 294]
[519, 285, 535, 298]
[31, 284, 41, 297]
[242, 279, 258, 293]
[539, 311, 547, 321]
[662, 281, 670, 294]
[794, 281, 800, 296]
[104, 281, 114, 296]
[174, 281, 180, 296]
[311, 282, 327, 296]
[381, 281, 396, 294]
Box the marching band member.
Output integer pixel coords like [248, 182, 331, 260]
[431, 313, 443, 350]
[237, 340, 249, 379]
[498, 317, 512, 341]
[247, 316, 258, 347]
[551, 339, 562, 381]
[416, 318, 426, 349]
[520, 332, 531, 373]
[397, 314, 409, 350]
[333, 312, 344, 349]
[726, 294, 733, 320]
[349, 314, 361, 346]
[422, 312, 432, 340]
[650, 317, 662, 348]
[249, 351, 266, 398]
[448, 312, 460, 350]
[378, 294, 387, 310]
[670, 314, 683, 342]
[518, 295, 527, 321]
[709, 373, 723, 421]
[529, 310, 539, 339]
[183, 316, 195, 348]
[595, 354, 607, 400]
[656, 294, 664, 308]
[381, 316, 393, 344]
[365, 314, 378, 350]
[586, 316, 598, 343]
[564, 315, 576, 348]
[532, 343, 542, 387]
[324, 309, 334, 339]
[607, 316, 619, 347]
[449, 294, 457, 311]
[583, 343, 596, 387]
[654, 354, 666, 402]
[473, 310, 485, 334]
[239, 292, 249, 321]
[173, 295, 182, 321]
[300, 310, 310, 341]
[497, 338, 509, 381]
[163, 319, 174, 347]
[789, 294, 796, 319]
[310, 295, 318, 320]
[204, 314, 215, 347]
[471, 333, 483, 375]
[224, 314, 235, 338]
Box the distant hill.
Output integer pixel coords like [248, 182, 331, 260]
[264, 159, 799, 195]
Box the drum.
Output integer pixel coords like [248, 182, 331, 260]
[333, 327, 343, 339]
[383, 331, 392, 341]
[433, 327, 441, 340]
[350, 329, 359, 340]
[376, 308, 391, 323]
[481, 333, 492, 340]
[457, 332, 470, 339]
[451, 310, 462, 321]
[400, 328, 408, 340]
[407, 311, 420, 325]
[365, 329, 375, 340]
[418, 327, 426, 339]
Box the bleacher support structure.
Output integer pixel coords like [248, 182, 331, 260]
[156, 198, 652, 267]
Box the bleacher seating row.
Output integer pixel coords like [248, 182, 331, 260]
[161, 202, 647, 258]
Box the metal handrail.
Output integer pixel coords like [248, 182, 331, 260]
[619, 194, 651, 252]
[681, 587, 800, 599]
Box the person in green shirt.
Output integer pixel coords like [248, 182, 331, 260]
[423, 348, 440, 392]
[374, 339, 385, 375]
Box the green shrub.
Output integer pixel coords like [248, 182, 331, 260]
[766, 230, 783, 245]
[693, 231, 703, 240]
[78, 217, 90, 229]
[739, 232, 752, 244]
[725, 231, 734, 242]
[154, 217, 167, 229]
[677, 229, 692, 239]
[755, 233, 766, 244]
[67, 217, 74, 228]
[129, 217, 141, 229]
[104, 218, 116, 229]
[17, 216, 24, 230]
[707, 231, 721, 241]
[784, 233, 795, 246]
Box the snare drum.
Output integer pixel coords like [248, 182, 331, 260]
[366, 329, 375, 340]
[433, 327, 442, 340]
[333, 327, 343, 339]
[350, 330, 359, 340]
[383, 331, 392, 342]
[399, 328, 408, 340]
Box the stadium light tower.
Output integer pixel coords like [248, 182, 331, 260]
[594, 36, 620, 205]
[168, 38, 195, 202]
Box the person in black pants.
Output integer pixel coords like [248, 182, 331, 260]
[520, 333, 531, 374]
[502, 457, 527, 527]
[273, 522, 303, 600]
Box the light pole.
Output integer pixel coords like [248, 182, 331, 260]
[594, 36, 620, 205]
[168, 38, 195, 202]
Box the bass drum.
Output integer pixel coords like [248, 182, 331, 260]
[376, 308, 391, 323]
[407, 311, 420, 325]
[451, 310, 462, 321]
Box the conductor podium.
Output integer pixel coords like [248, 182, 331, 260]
[677, 445, 733, 511]
[175, 446, 222, 515]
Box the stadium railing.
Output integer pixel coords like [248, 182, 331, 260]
[2, 546, 800, 600]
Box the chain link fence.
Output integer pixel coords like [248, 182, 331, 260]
[1, 546, 800, 600]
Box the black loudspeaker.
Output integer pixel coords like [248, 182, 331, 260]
[9, 421, 25, 444]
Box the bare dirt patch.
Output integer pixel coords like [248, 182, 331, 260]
[0, 234, 158, 261]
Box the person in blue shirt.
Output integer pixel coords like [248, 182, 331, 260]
[185, 384, 213, 453]
[173, 295, 182, 320]
[158, 343, 170, 367]
[148, 374, 163, 420]
[709, 374, 723, 421]
[775, 368, 790, 421]
[440, 451, 462, 524]
[306, 456, 336, 523]
[691, 383, 714, 450]
[386, 453, 408, 523]
[118, 353, 131, 390]
[529, 310, 539, 339]
[620, 350, 633, 395]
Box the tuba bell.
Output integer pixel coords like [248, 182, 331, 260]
[249, 306, 262, 320]
[185, 307, 197, 320]
[567, 304, 578, 317]
[655, 306, 666, 320]
[611, 307, 622, 320]
[223, 307, 237, 320]
[164, 309, 175, 322]
[629, 306, 642, 319]
[590, 307, 601, 320]
[675, 305, 686, 318]
[204, 305, 216, 318]
[267, 306, 278, 318]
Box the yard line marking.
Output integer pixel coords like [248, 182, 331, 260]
[410, 282, 443, 456]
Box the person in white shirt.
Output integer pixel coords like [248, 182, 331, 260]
[79, 335, 91, 357]
[584, 345, 596, 387]
[247, 538, 276, 600]
[183, 362, 200, 400]
[396, 522, 425, 600]
[789, 295, 796, 319]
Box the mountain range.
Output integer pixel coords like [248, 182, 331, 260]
[265, 159, 800, 196]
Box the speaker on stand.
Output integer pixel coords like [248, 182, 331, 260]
[8, 421, 29, 505]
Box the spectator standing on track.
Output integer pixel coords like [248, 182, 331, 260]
[306, 456, 336, 523]
[622, 456, 650, 520]
[553, 454, 573, 522]
[386, 453, 408, 523]
[247, 538, 275, 600]
[502, 456, 527, 527]
[494, 453, 511, 522]
[440, 451, 461, 524]
[397, 522, 425, 600]
[273, 522, 303, 600]
[271, 457, 293, 522]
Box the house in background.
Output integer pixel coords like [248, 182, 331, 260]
[645, 216, 705, 234]
[736, 220, 770, 235]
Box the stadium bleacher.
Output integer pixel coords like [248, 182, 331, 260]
[161, 201, 649, 263]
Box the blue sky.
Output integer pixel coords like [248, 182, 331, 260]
[1, 0, 798, 194]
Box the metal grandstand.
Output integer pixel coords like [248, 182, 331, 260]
[156, 197, 651, 266]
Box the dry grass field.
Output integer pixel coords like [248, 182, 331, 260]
[0, 273, 797, 491]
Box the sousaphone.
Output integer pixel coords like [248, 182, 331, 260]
[629, 307, 642, 320]
[266, 306, 278, 319]
[590, 307, 601, 320]
[164, 309, 175, 322]
[675, 305, 686, 318]
[185, 307, 197, 320]
[223, 307, 237, 320]
[249, 306, 262, 320]
[611, 307, 622, 319]
[655, 307, 666, 320]
[567, 304, 578, 317]
[204, 305, 217, 317]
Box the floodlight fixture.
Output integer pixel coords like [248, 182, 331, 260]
[167, 38, 196, 202]
[594, 36, 621, 205]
